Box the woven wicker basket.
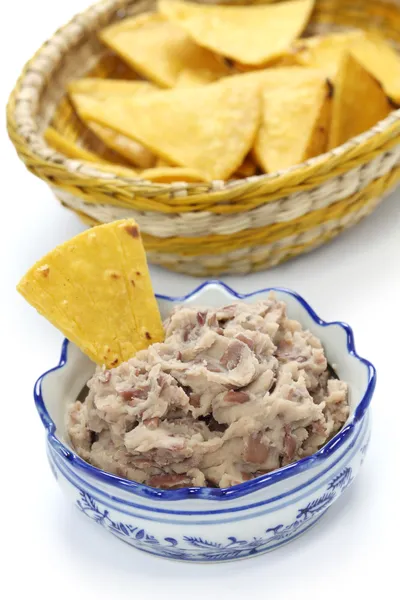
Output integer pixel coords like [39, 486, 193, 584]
[7, 0, 400, 276]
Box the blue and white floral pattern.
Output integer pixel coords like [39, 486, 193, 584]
[76, 467, 354, 561]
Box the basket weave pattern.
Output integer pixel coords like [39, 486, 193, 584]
[7, 0, 400, 275]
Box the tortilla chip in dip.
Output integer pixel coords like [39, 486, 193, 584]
[99, 12, 231, 88]
[328, 53, 392, 150]
[159, 0, 315, 66]
[253, 73, 331, 172]
[17, 220, 164, 368]
[72, 78, 261, 181]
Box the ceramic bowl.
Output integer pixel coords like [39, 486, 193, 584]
[35, 282, 376, 562]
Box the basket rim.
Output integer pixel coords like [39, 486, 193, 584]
[6, 0, 400, 201]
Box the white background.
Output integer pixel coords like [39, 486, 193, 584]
[2, 2, 399, 598]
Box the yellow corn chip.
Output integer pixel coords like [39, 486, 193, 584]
[254, 73, 331, 172]
[141, 166, 206, 182]
[87, 122, 156, 169]
[351, 32, 400, 104]
[73, 77, 261, 181]
[69, 81, 158, 168]
[159, 0, 315, 66]
[291, 30, 365, 79]
[230, 65, 326, 87]
[68, 78, 156, 98]
[44, 127, 109, 164]
[152, 159, 207, 184]
[17, 220, 164, 368]
[174, 68, 227, 88]
[50, 96, 137, 167]
[232, 54, 299, 72]
[99, 12, 231, 88]
[328, 53, 392, 150]
[89, 162, 139, 178]
[44, 127, 139, 177]
[156, 157, 173, 167]
[70, 92, 157, 169]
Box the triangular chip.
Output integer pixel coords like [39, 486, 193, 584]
[174, 68, 229, 88]
[232, 53, 300, 73]
[156, 157, 173, 167]
[99, 12, 231, 88]
[70, 91, 157, 169]
[44, 127, 139, 176]
[290, 30, 365, 79]
[253, 73, 331, 172]
[44, 126, 109, 164]
[351, 32, 400, 104]
[141, 166, 206, 182]
[87, 122, 156, 169]
[68, 78, 156, 98]
[229, 65, 327, 90]
[50, 96, 138, 167]
[159, 0, 315, 65]
[328, 53, 392, 150]
[73, 78, 261, 181]
[17, 220, 164, 368]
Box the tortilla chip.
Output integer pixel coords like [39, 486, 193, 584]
[73, 77, 261, 181]
[99, 12, 231, 88]
[329, 53, 392, 150]
[159, 0, 315, 65]
[17, 220, 164, 368]
[70, 92, 156, 169]
[231, 65, 325, 86]
[44, 127, 139, 177]
[291, 30, 365, 79]
[69, 81, 158, 168]
[50, 95, 139, 167]
[351, 32, 400, 104]
[44, 127, 109, 163]
[254, 73, 331, 172]
[87, 122, 156, 169]
[174, 68, 226, 88]
[232, 54, 299, 72]
[141, 166, 206, 182]
[156, 157, 173, 167]
[68, 78, 156, 98]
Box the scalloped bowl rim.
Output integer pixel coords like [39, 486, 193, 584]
[34, 281, 376, 501]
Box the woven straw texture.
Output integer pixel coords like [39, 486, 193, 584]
[7, 0, 400, 275]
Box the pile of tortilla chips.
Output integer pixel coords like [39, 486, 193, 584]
[45, 0, 400, 182]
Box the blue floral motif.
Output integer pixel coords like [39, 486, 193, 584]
[296, 491, 336, 519]
[327, 467, 353, 492]
[76, 466, 354, 561]
[77, 492, 161, 546]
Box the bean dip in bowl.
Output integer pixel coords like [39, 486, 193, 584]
[35, 282, 376, 562]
